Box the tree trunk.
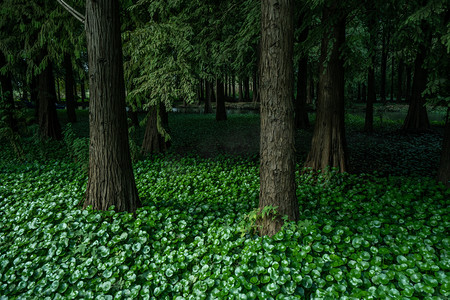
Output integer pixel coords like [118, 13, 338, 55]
[243, 76, 250, 101]
[405, 65, 412, 103]
[295, 58, 309, 129]
[361, 83, 367, 103]
[81, 80, 86, 103]
[84, 0, 141, 212]
[252, 70, 259, 103]
[303, 5, 347, 172]
[37, 50, 62, 140]
[232, 74, 236, 101]
[216, 78, 227, 121]
[390, 55, 394, 102]
[199, 79, 205, 104]
[307, 64, 314, 104]
[56, 77, 61, 102]
[380, 29, 388, 103]
[64, 53, 77, 123]
[238, 80, 243, 101]
[357, 83, 361, 102]
[402, 37, 430, 132]
[141, 105, 169, 155]
[365, 5, 376, 133]
[437, 109, 450, 188]
[204, 80, 213, 113]
[396, 60, 404, 102]
[0, 52, 17, 131]
[259, 0, 299, 237]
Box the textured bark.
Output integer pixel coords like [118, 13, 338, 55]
[396, 60, 404, 102]
[216, 79, 227, 121]
[37, 50, 62, 140]
[259, 0, 299, 237]
[204, 80, 213, 113]
[303, 5, 347, 172]
[64, 53, 77, 123]
[390, 55, 394, 102]
[402, 40, 430, 132]
[0, 52, 17, 131]
[437, 110, 450, 187]
[84, 0, 141, 212]
[141, 106, 169, 155]
[361, 83, 367, 103]
[307, 65, 314, 104]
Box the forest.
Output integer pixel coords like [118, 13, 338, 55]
[0, 0, 449, 299]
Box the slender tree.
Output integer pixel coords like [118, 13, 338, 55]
[303, 3, 347, 172]
[84, 0, 141, 212]
[364, 2, 376, 132]
[259, 0, 299, 236]
[141, 105, 170, 155]
[64, 53, 77, 123]
[216, 78, 227, 121]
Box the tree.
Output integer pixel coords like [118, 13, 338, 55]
[0, 51, 17, 131]
[259, 0, 299, 236]
[437, 111, 450, 187]
[84, 0, 141, 212]
[141, 105, 170, 155]
[364, 1, 376, 133]
[303, 2, 347, 172]
[216, 78, 227, 121]
[64, 53, 77, 123]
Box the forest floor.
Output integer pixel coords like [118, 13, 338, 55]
[0, 105, 448, 299]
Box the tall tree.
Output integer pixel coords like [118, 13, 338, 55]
[0, 51, 17, 131]
[84, 0, 141, 212]
[303, 3, 347, 172]
[216, 78, 227, 121]
[64, 53, 77, 123]
[141, 105, 170, 155]
[364, 1, 376, 133]
[294, 12, 309, 129]
[37, 49, 62, 140]
[259, 0, 299, 236]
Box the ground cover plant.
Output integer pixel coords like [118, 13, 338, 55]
[0, 112, 449, 299]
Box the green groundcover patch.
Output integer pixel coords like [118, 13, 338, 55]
[0, 155, 449, 299]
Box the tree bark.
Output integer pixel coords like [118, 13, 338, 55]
[390, 55, 394, 102]
[357, 83, 361, 102]
[232, 74, 236, 101]
[396, 60, 404, 102]
[141, 105, 169, 155]
[437, 109, 450, 188]
[252, 70, 259, 103]
[405, 65, 412, 103]
[365, 4, 376, 133]
[216, 78, 227, 121]
[238, 79, 243, 101]
[37, 49, 62, 140]
[402, 35, 430, 131]
[303, 5, 347, 172]
[361, 83, 367, 103]
[84, 0, 141, 212]
[0, 52, 17, 131]
[259, 0, 299, 236]
[64, 53, 77, 123]
[81, 80, 86, 103]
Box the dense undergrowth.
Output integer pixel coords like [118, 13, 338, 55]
[0, 111, 449, 299]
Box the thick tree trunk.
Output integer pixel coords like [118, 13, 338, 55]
[204, 80, 213, 113]
[437, 109, 450, 188]
[37, 50, 62, 140]
[216, 78, 227, 121]
[259, 0, 299, 237]
[303, 6, 347, 172]
[64, 53, 77, 123]
[402, 41, 430, 131]
[396, 60, 404, 102]
[84, 0, 141, 212]
[0, 52, 17, 131]
[141, 106, 169, 155]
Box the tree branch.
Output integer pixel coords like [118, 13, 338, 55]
[56, 0, 85, 24]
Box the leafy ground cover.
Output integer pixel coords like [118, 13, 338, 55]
[0, 110, 448, 299]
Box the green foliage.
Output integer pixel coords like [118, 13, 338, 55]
[239, 205, 279, 237]
[62, 123, 89, 172]
[0, 153, 449, 298]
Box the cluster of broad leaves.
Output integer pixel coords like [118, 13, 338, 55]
[0, 153, 449, 299]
